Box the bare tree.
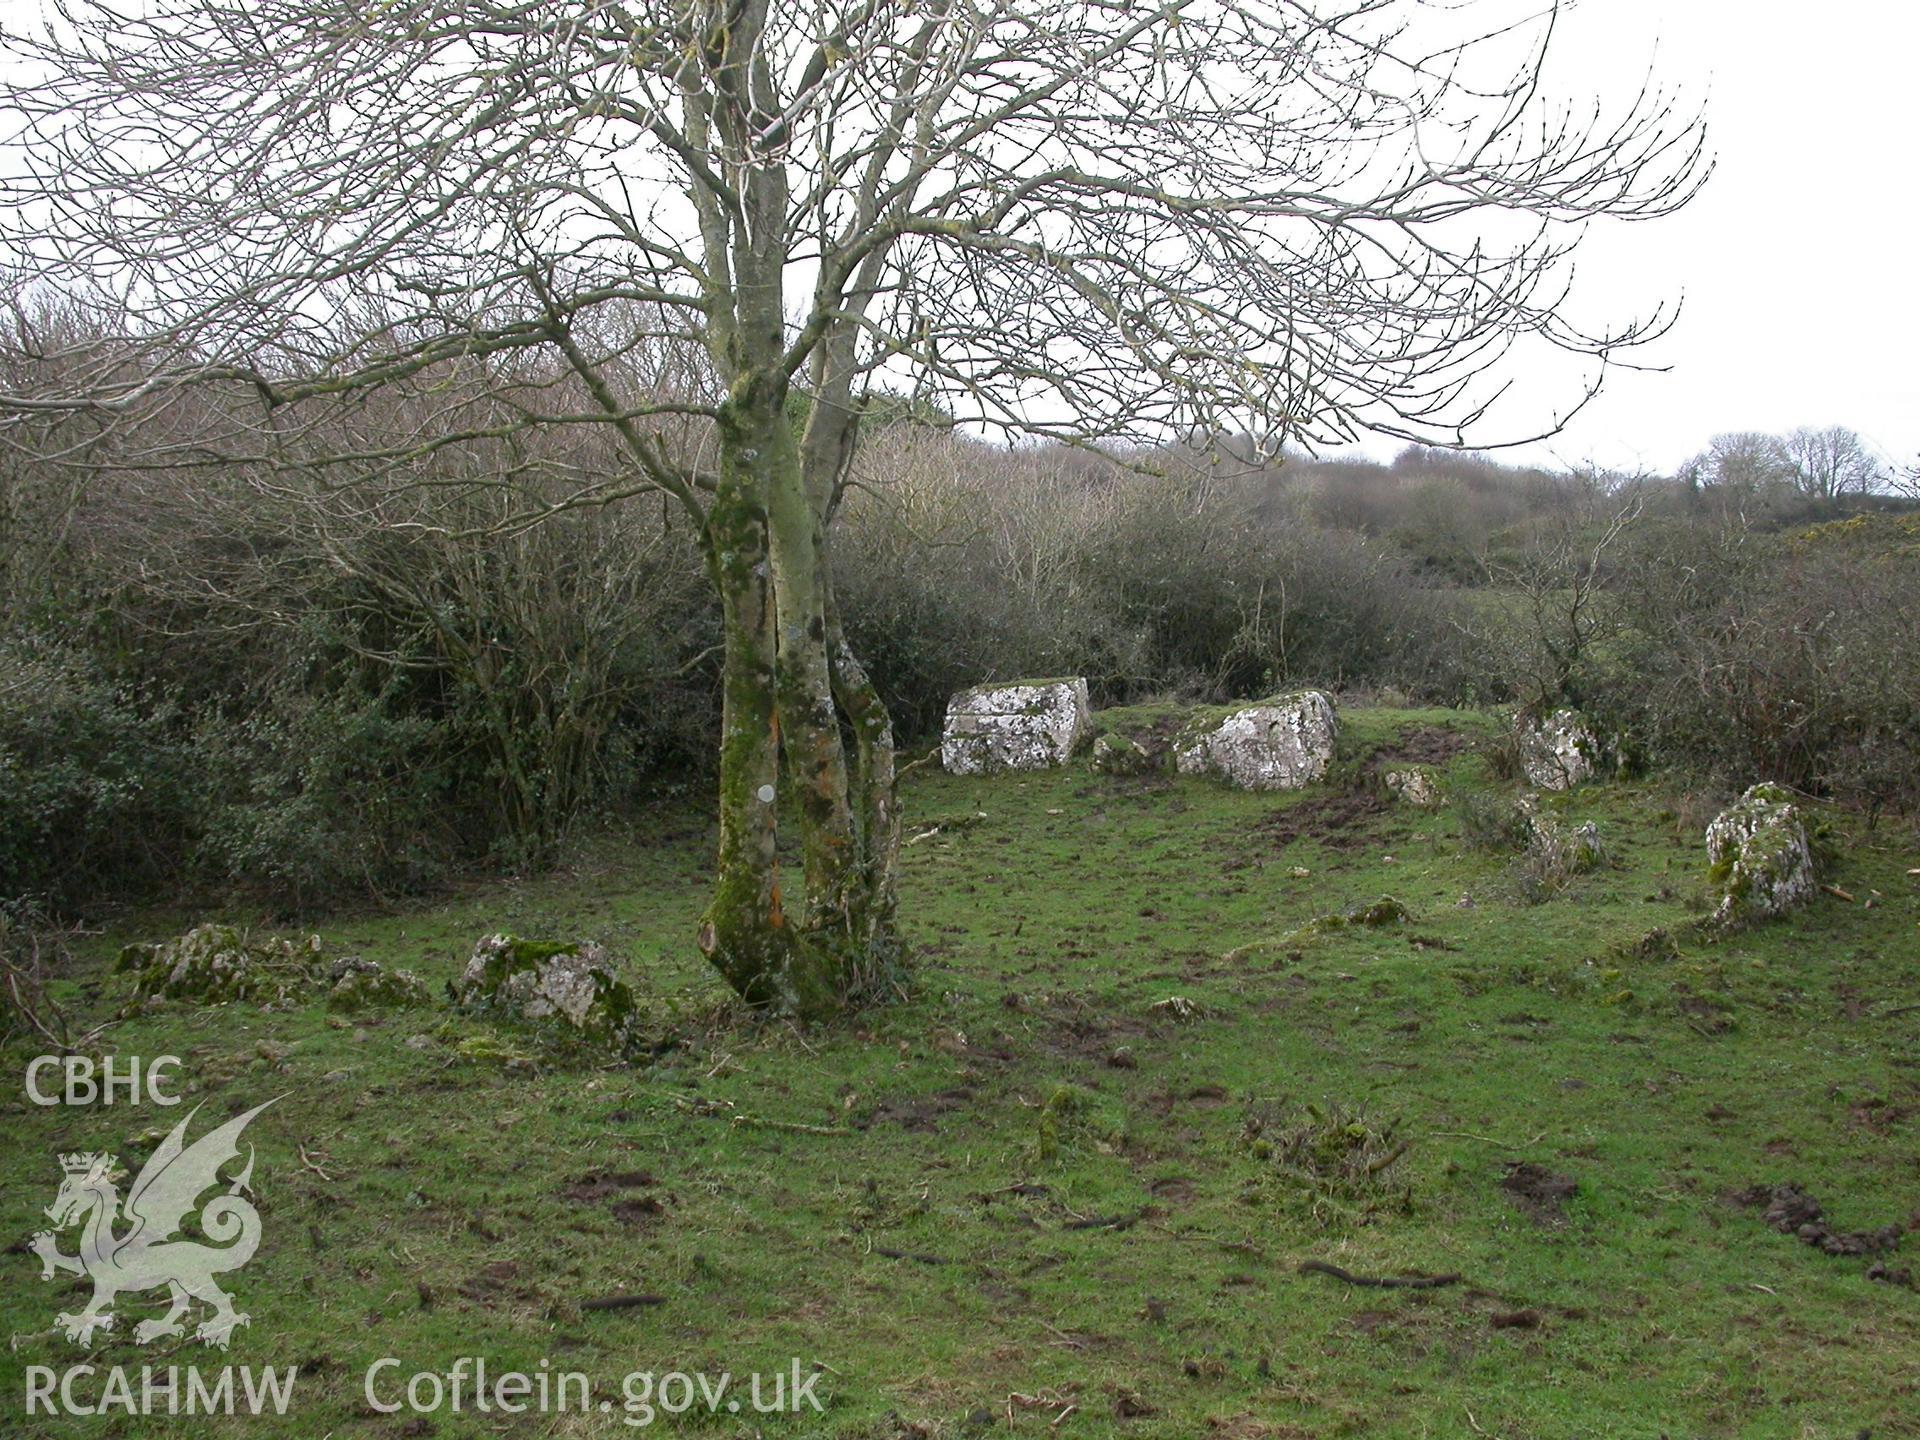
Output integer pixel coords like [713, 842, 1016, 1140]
[1689, 431, 1797, 494]
[0, 0, 1706, 1017]
[1782, 425, 1880, 501]
[1469, 467, 1645, 714]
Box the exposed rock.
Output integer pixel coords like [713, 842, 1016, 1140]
[1706, 783, 1816, 925]
[116, 924, 324, 1009]
[1382, 766, 1443, 808]
[452, 933, 639, 1050]
[1174, 690, 1337, 791]
[1089, 731, 1157, 776]
[1516, 709, 1604, 790]
[941, 678, 1091, 774]
[1274, 895, 1410, 949]
[326, 955, 431, 1011]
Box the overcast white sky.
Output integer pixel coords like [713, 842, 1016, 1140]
[1382, 0, 1919, 475]
[1, 1, 1909, 478]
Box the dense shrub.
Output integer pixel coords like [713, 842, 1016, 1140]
[1596, 514, 1920, 812]
[6, 375, 1917, 914]
[0, 631, 201, 905]
[833, 430, 1478, 731]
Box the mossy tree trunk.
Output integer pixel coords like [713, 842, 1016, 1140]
[694, 385, 902, 1018]
[684, 52, 903, 1017]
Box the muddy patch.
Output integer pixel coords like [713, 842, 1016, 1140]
[1372, 725, 1472, 768]
[610, 1196, 667, 1226]
[1730, 1182, 1906, 1259]
[1499, 1162, 1577, 1225]
[1146, 1083, 1232, 1118]
[1252, 788, 1395, 853]
[858, 1086, 977, 1133]
[1020, 997, 1155, 1065]
[562, 1170, 657, 1202]
[455, 1260, 522, 1305]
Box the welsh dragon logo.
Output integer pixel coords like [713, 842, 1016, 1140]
[30, 1099, 276, 1349]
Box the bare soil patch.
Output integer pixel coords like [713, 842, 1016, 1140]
[1499, 1162, 1577, 1225]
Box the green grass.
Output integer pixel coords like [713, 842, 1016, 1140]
[4, 707, 1918, 1437]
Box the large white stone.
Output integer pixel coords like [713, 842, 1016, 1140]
[1174, 690, 1337, 791]
[941, 678, 1091, 774]
[1706, 783, 1816, 925]
[1517, 709, 1603, 790]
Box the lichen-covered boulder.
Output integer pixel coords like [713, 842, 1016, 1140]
[1516, 709, 1604, 790]
[1174, 690, 1337, 791]
[1089, 731, 1157, 777]
[942, 678, 1091, 774]
[116, 924, 324, 1009]
[326, 956, 431, 1011]
[1706, 784, 1816, 925]
[452, 934, 639, 1050]
[1382, 767, 1443, 808]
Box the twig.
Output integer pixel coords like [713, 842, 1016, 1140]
[896, 751, 940, 781]
[1431, 1130, 1545, 1147]
[729, 1114, 850, 1136]
[871, 1244, 946, 1266]
[1298, 1260, 1461, 1290]
[1365, 1140, 1412, 1175]
[581, 1293, 668, 1311]
[1062, 1209, 1143, 1232]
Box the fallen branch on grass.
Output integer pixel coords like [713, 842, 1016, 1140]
[581, 1293, 668, 1311]
[728, 1114, 851, 1136]
[1297, 1260, 1461, 1290]
[872, 1245, 946, 1266]
[1062, 1209, 1144, 1232]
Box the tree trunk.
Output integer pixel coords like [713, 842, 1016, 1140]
[695, 390, 902, 1019]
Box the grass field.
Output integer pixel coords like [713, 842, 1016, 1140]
[4, 707, 1917, 1438]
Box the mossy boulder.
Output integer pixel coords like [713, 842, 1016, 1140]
[325, 956, 431, 1011]
[1089, 731, 1158, 776]
[1706, 784, 1815, 925]
[1174, 690, 1337, 791]
[116, 923, 324, 1010]
[451, 933, 640, 1052]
